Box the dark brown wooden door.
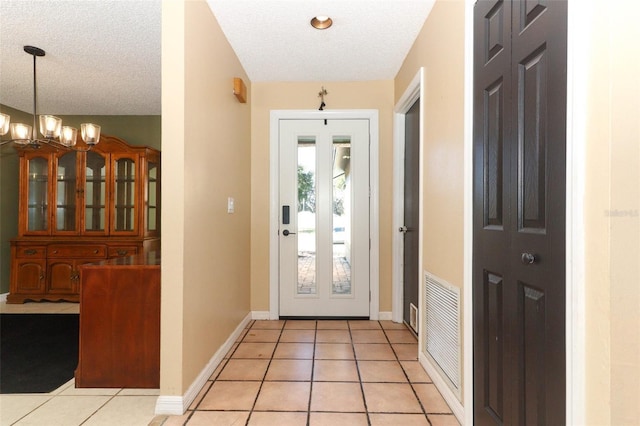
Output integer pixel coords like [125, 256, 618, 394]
[403, 99, 420, 329]
[473, 0, 567, 424]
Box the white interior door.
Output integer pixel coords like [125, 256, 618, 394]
[279, 119, 370, 317]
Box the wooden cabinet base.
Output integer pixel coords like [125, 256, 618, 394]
[75, 254, 160, 388]
[8, 238, 158, 304]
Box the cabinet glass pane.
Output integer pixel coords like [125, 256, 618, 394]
[147, 162, 158, 232]
[56, 152, 77, 231]
[27, 157, 49, 231]
[114, 158, 136, 231]
[85, 152, 106, 231]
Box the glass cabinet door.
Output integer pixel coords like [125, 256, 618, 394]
[84, 151, 107, 233]
[146, 161, 159, 234]
[26, 156, 50, 233]
[112, 155, 137, 233]
[55, 152, 78, 232]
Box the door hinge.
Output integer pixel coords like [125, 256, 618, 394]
[369, 290, 371, 302]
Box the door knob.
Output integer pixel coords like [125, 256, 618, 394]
[282, 229, 296, 236]
[520, 252, 537, 265]
[399, 226, 408, 233]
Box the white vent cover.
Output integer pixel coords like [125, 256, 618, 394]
[409, 303, 418, 333]
[423, 271, 461, 396]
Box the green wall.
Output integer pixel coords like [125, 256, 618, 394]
[0, 104, 161, 294]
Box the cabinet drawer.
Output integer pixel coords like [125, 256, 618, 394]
[48, 245, 106, 258]
[15, 246, 46, 258]
[108, 246, 139, 258]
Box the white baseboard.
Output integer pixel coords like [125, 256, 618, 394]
[378, 311, 392, 321]
[251, 311, 271, 320]
[419, 352, 465, 424]
[0, 293, 7, 303]
[154, 312, 253, 415]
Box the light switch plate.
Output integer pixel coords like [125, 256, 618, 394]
[227, 197, 235, 213]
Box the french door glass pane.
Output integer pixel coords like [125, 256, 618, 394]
[27, 157, 48, 231]
[114, 158, 136, 231]
[297, 137, 316, 295]
[56, 152, 77, 231]
[85, 152, 106, 231]
[332, 138, 352, 295]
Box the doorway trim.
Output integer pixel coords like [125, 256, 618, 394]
[268, 110, 380, 320]
[392, 68, 424, 324]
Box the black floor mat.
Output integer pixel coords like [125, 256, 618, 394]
[0, 313, 79, 394]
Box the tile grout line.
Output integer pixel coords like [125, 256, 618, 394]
[77, 391, 120, 425]
[380, 321, 434, 425]
[244, 319, 286, 426]
[306, 320, 318, 426]
[348, 320, 373, 426]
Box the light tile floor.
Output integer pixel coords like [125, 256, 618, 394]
[158, 319, 460, 426]
[1, 301, 459, 426]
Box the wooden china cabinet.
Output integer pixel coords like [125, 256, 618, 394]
[7, 134, 160, 303]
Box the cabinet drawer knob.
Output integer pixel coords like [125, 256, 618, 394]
[24, 249, 37, 255]
[117, 249, 128, 256]
[93, 249, 99, 254]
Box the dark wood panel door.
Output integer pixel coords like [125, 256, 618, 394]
[473, 0, 567, 424]
[403, 99, 420, 330]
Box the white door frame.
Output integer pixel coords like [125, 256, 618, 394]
[269, 110, 380, 320]
[392, 68, 425, 324]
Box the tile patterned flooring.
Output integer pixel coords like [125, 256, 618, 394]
[0, 301, 459, 425]
[159, 319, 459, 426]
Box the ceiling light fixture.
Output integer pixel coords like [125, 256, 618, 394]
[0, 46, 101, 151]
[310, 15, 333, 30]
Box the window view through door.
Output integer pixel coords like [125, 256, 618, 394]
[279, 119, 369, 317]
[296, 138, 353, 296]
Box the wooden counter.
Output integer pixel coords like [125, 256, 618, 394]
[75, 252, 160, 388]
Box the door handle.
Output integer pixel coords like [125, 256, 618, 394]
[520, 252, 537, 265]
[282, 229, 296, 236]
[399, 226, 409, 233]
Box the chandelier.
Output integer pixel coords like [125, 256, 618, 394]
[0, 45, 101, 151]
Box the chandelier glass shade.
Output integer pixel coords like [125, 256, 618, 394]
[0, 46, 101, 151]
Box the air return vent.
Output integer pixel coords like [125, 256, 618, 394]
[409, 303, 418, 333]
[423, 271, 461, 397]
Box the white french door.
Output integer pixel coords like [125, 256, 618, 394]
[278, 119, 370, 317]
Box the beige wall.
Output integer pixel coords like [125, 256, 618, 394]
[582, 1, 640, 424]
[395, 0, 465, 290]
[393, 0, 465, 404]
[250, 81, 395, 312]
[161, 0, 251, 394]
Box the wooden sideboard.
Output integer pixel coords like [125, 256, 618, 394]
[75, 251, 160, 388]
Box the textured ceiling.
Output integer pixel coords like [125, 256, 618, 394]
[0, 0, 162, 116]
[0, 0, 434, 116]
[207, 0, 436, 82]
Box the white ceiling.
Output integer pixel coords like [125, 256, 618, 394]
[0, 0, 434, 116]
